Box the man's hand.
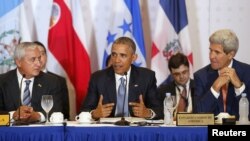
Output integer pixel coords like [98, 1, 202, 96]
[226, 67, 242, 88]
[129, 95, 151, 118]
[212, 69, 230, 92]
[91, 95, 114, 120]
[13, 106, 40, 122]
[212, 67, 243, 92]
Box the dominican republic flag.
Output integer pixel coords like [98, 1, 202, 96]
[151, 0, 193, 86]
[48, 0, 91, 112]
[102, 0, 146, 68]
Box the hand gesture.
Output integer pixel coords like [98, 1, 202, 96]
[91, 95, 114, 119]
[129, 95, 151, 118]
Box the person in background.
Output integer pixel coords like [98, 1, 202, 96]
[157, 52, 195, 119]
[0, 42, 64, 123]
[194, 29, 250, 120]
[34, 41, 69, 120]
[81, 37, 162, 120]
[105, 54, 112, 68]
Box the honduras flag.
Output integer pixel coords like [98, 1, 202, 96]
[0, 0, 23, 74]
[102, 0, 146, 68]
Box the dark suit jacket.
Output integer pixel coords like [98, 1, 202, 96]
[157, 79, 195, 114]
[0, 69, 64, 117]
[47, 71, 69, 119]
[194, 59, 250, 120]
[81, 65, 162, 119]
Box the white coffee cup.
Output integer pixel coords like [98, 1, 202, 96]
[50, 112, 64, 123]
[75, 112, 92, 123]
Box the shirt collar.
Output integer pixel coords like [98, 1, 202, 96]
[115, 67, 131, 82]
[16, 69, 35, 84]
[176, 79, 190, 90]
[228, 60, 233, 68]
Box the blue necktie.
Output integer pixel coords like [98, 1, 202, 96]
[116, 77, 129, 117]
[23, 80, 31, 106]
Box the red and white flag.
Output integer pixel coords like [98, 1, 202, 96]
[151, 0, 193, 86]
[48, 0, 91, 112]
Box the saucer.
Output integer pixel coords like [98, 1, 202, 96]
[50, 121, 64, 124]
[77, 121, 92, 124]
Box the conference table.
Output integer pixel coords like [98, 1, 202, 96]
[0, 126, 64, 141]
[0, 121, 208, 141]
[65, 125, 207, 141]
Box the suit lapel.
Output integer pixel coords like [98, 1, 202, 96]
[8, 70, 20, 108]
[128, 66, 140, 102]
[106, 68, 117, 103]
[31, 73, 44, 107]
[207, 66, 218, 87]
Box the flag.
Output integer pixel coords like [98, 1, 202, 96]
[48, 0, 91, 112]
[0, 0, 22, 73]
[151, 0, 193, 86]
[102, 0, 146, 68]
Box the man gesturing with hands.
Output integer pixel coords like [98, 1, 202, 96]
[80, 37, 162, 120]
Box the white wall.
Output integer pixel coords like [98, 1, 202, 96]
[186, 0, 250, 71]
[143, 0, 250, 72]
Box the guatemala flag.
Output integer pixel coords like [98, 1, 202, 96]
[151, 0, 193, 86]
[0, 0, 22, 73]
[102, 0, 146, 68]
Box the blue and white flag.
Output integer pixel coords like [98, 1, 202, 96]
[0, 0, 23, 73]
[102, 0, 146, 68]
[151, 0, 193, 86]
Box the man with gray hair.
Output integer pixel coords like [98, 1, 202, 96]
[194, 29, 250, 120]
[0, 42, 64, 124]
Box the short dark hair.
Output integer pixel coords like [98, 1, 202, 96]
[168, 52, 189, 72]
[112, 37, 136, 54]
[34, 41, 46, 54]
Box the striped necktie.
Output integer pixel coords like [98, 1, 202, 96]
[23, 80, 31, 106]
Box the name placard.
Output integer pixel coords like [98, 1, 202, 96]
[176, 113, 214, 126]
[0, 113, 10, 126]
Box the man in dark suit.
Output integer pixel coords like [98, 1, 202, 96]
[194, 29, 250, 120]
[34, 41, 69, 120]
[158, 53, 195, 119]
[0, 42, 64, 123]
[81, 37, 162, 120]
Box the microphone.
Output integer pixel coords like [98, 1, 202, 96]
[115, 72, 130, 126]
[13, 74, 28, 126]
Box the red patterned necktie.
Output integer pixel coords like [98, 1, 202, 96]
[221, 83, 228, 112]
[177, 85, 187, 112]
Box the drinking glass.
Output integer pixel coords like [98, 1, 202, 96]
[41, 95, 53, 124]
[167, 96, 177, 125]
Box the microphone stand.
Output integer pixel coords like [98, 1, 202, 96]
[12, 74, 29, 126]
[115, 72, 130, 126]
